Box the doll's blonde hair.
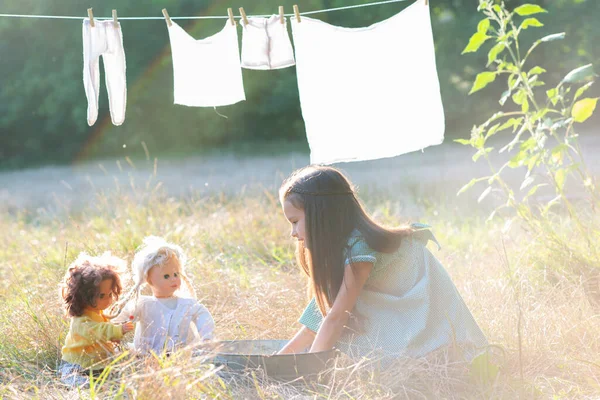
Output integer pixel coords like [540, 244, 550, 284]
[109, 236, 196, 316]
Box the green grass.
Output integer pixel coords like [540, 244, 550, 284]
[1, 165, 599, 399]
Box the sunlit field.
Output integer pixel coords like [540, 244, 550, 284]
[1, 143, 599, 399]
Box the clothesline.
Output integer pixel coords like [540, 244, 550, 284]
[0, 0, 409, 21]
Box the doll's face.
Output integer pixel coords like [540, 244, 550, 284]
[88, 278, 115, 312]
[147, 256, 182, 298]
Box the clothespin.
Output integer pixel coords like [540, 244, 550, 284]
[227, 8, 236, 26]
[425, 0, 429, 5]
[293, 5, 301, 23]
[162, 8, 172, 27]
[239, 7, 248, 26]
[112, 9, 118, 28]
[87, 8, 95, 28]
[279, 6, 284, 24]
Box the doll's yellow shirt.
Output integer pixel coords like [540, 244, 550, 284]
[61, 309, 123, 369]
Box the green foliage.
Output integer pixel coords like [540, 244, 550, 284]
[458, 1, 600, 293]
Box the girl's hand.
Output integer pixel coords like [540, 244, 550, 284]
[121, 321, 134, 334]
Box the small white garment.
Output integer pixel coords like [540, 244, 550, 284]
[291, 1, 445, 165]
[82, 19, 127, 126]
[241, 15, 295, 70]
[114, 296, 215, 354]
[167, 21, 245, 107]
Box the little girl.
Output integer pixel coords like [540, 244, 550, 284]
[277, 165, 487, 361]
[112, 236, 215, 354]
[60, 252, 134, 386]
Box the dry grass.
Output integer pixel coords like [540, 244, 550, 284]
[0, 154, 599, 399]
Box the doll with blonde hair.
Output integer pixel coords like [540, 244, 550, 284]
[59, 252, 134, 386]
[112, 236, 215, 354]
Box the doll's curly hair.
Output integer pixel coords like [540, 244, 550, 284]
[61, 252, 126, 317]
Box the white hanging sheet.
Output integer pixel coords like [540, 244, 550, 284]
[291, 1, 445, 164]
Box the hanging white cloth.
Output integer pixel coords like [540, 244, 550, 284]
[290, 1, 445, 165]
[167, 21, 245, 107]
[82, 19, 127, 126]
[241, 15, 295, 70]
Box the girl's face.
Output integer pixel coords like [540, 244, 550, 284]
[147, 256, 182, 298]
[283, 199, 305, 242]
[89, 278, 115, 312]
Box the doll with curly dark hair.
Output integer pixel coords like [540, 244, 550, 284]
[59, 252, 134, 387]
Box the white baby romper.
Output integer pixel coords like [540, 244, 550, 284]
[241, 15, 295, 70]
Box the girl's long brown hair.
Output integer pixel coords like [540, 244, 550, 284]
[279, 165, 412, 317]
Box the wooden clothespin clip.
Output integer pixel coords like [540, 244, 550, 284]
[112, 9, 118, 28]
[279, 6, 284, 24]
[227, 8, 236, 26]
[293, 5, 301, 23]
[162, 8, 172, 27]
[239, 7, 248, 26]
[87, 8, 95, 27]
[425, 0, 428, 5]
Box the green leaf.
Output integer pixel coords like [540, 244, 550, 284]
[527, 153, 541, 172]
[470, 350, 499, 386]
[528, 66, 546, 76]
[562, 64, 596, 83]
[499, 90, 511, 106]
[463, 32, 491, 54]
[571, 98, 598, 123]
[508, 150, 528, 168]
[514, 4, 547, 16]
[454, 138, 471, 145]
[574, 82, 594, 102]
[486, 123, 501, 139]
[555, 169, 566, 191]
[551, 144, 568, 165]
[512, 90, 526, 105]
[487, 43, 506, 66]
[478, 19, 491, 34]
[457, 177, 488, 196]
[526, 183, 547, 198]
[478, 186, 492, 203]
[520, 17, 544, 30]
[498, 117, 523, 132]
[546, 88, 559, 106]
[469, 72, 497, 94]
[520, 176, 534, 190]
[473, 147, 493, 162]
[542, 195, 561, 215]
[521, 98, 530, 112]
[540, 32, 566, 42]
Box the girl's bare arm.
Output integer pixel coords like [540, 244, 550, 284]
[277, 326, 316, 354]
[309, 261, 373, 353]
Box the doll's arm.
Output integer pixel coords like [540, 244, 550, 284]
[309, 261, 373, 353]
[83, 320, 125, 342]
[193, 303, 215, 340]
[112, 301, 136, 324]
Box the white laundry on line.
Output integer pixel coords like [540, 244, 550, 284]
[291, 1, 445, 165]
[167, 21, 245, 107]
[241, 15, 295, 70]
[82, 19, 127, 126]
